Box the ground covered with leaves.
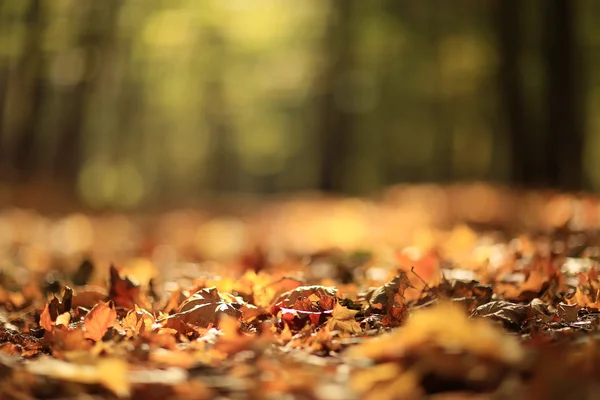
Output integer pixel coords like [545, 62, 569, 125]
[2, 192, 600, 399]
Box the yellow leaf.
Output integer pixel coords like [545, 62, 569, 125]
[97, 358, 130, 398]
[331, 303, 359, 319]
[26, 357, 129, 398]
[347, 301, 523, 365]
[326, 303, 362, 333]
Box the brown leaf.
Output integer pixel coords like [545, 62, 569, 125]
[348, 301, 524, 365]
[292, 297, 315, 312]
[319, 295, 337, 311]
[84, 300, 117, 341]
[109, 265, 141, 310]
[471, 299, 550, 330]
[367, 272, 412, 311]
[71, 286, 108, 309]
[557, 302, 580, 323]
[44, 326, 92, 352]
[272, 285, 337, 309]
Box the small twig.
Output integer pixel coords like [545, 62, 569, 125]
[410, 266, 431, 293]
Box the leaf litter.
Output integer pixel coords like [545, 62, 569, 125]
[3, 216, 600, 399]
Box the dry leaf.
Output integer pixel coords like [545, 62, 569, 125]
[26, 357, 129, 397]
[348, 301, 523, 365]
[39, 304, 53, 331]
[84, 300, 117, 341]
[326, 303, 361, 333]
[55, 312, 71, 328]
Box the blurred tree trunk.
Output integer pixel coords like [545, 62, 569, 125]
[543, 0, 584, 190]
[53, 0, 121, 184]
[13, 0, 44, 180]
[430, 1, 453, 182]
[316, 0, 354, 192]
[204, 30, 237, 194]
[495, 0, 538, 187]
[0, 65, 7, 169]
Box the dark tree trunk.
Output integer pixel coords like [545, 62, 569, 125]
[13, 0, 44, 181]
[495, 0, 538, 187]
[317, 0, 354, 193]
[0, 65, 8, 169]
[543, 0, 584, 190]
[430, 1, 453, 182]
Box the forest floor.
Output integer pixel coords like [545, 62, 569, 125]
[1, 184, 600, 399]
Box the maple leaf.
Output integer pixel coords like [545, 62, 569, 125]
[108, 265, 142, 310]
[84, 300, 117, 341]
[326, 303, 362, 333]
[367, 272, 412, 311]
[160, 288, 242, 335]
[117, 305, 156, 337]
[365, 272, 411, 326]
[494, 270, 549, 302]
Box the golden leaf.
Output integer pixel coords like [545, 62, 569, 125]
[326, 303, 362, 333]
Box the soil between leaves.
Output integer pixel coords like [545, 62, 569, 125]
[2, 217, 600, 399]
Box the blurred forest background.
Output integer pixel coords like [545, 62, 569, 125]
[0, 0, 597, 210]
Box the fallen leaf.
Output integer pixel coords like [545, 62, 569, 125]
[272, 285, 337, 309]
[55, 312, 70, 328]
[471, 299, 550, 330]
[348, 301, 523, 365]
[84, 300, 117, 341]
[26, 357, 129, 398]
[557, 302, 580, 323]
[39, 304, 53, 331]
[326, 303, 361, 333]
[109, 265, 142, 309]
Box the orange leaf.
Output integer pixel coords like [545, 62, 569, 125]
[40, 304, 53, 331]
[84, 301, 117, 341]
